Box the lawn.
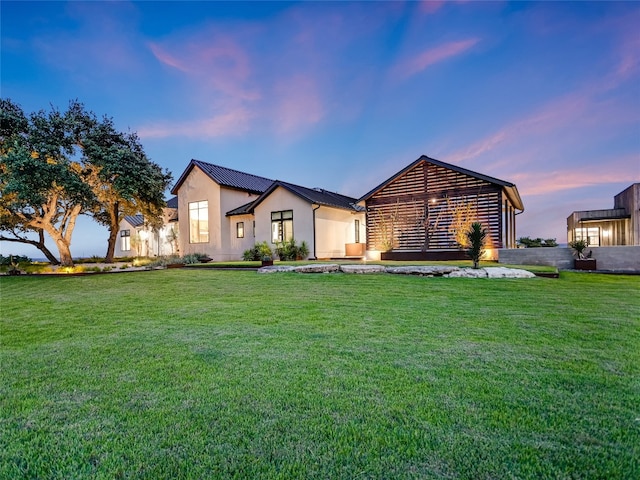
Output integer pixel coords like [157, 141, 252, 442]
[1, 270, 638, 479]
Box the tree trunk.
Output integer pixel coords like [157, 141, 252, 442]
[0, 230, 61, 265]
[104, 226, 118, 263]
[104, 202, 120, 263]
[53, 236, 74, 266]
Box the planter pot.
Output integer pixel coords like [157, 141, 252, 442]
[261, 260, 273, 267]
[574, 259, 596, 270]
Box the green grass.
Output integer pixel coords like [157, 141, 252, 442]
[187, 260, 559, 273]
[1, 270, 638, 479]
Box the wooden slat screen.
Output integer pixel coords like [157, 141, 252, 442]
[366, 161, 505, 251]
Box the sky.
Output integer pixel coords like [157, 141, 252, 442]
[1, 0, 639, 259]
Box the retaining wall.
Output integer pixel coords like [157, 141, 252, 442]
[498, 246, 640, 272]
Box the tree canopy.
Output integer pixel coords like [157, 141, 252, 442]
[0, 99, 172, 265]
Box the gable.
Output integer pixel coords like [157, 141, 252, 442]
[171, 159, 274, 195]
[359, 155, 523, 211]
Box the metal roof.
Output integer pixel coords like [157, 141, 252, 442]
[171, 159, 274, 195]
[123, 214, 145, 228]
[243, 180, 364, 214]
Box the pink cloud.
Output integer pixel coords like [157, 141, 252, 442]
[148, 34, 259, 101]
[137, 108, 253, 139]
[418, 1, 445, 16]
[272, 75, 325, 134]
[512, 157, 639, 197]
[395, 38, 480, 79]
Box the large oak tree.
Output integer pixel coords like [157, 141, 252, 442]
[0, 99, 172, 265]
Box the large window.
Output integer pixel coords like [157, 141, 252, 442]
[355, 219, 360, 243]
[574, 227, 600, 246]
[236, 222, 245, 238]
[120, 230, 131, 251]
[271, 210, 293, 243]
[189, 201, 209, 243]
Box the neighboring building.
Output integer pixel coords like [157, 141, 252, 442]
[114, 196, 179, 258]
[567, 183, 640, 246]
[171, 159, 365, 261]
[358, 155, 524, 260]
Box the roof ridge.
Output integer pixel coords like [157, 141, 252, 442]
[192, 159, 273, 183]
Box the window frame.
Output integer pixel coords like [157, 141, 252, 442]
[236, 221, 245, 238]
[120, 229, 131, 251]
[189, 200, 209, 244]
[271, 210, 293, 243]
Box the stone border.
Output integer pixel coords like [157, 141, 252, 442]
[257, 264, 536, 278]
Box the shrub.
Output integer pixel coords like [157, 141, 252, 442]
[243, 242, 273, 261]
[275, 239, 309, 261]
[0, 254, 31, 266]
[466, 222, 487, 269]
[181, 254, 203, 264]
[518, 237, 558, 248]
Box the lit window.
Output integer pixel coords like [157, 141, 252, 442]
[120, 230, 131, 251]
[574, 227, 600, 246]
[271, 210, 293, 243]
[237, 222, 245, 238]
[355, 219, 360, 243]
[189, 201, 209, 243]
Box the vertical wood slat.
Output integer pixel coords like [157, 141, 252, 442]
[366, 160, 508, 251]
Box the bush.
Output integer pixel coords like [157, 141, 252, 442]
[243, 242, 273, 261]
[0, 254, 31, 266]
[466, 222, 487, 269]
[275, 239, 309, 261]
[518, 237, 558, 248]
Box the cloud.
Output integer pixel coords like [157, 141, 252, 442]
[148, 34, 259, 101]
[137, 108, 253, 139]
[272, 75, 325, 134]
[511, 155, 639, 197]
[393, 38, 480, 79]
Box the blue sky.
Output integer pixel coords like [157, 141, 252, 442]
[2, 1, 639, 258]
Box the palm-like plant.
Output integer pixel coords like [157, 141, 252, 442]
[466, 222, 487, 269]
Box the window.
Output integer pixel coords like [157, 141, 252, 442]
[120, 230, 131, 251]
[189, 201, 209, 243]
[236, 222, 245, 238]
[574, 227, 600, 246]
[355, 219, 360, 243]
[271, 210, 293, 243]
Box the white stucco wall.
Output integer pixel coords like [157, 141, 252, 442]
[315, 207, 366, 259]
[228, 214, 256, 259]
[254, 188, 313, 254]
[175, 166, 262, 261]
[253, 187, 365, 259]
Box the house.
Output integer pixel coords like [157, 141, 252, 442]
[358, 155, 524, 260]
[567, 183, 640, 246]
[114, 196, 179, 258]
[170, 159, 365, 261]
[245, 181, 365, 259]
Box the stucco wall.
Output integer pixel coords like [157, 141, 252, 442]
[498, 246, 640, 271]
[228, 213, 255, 259]
[176, 166, 221, 258]
[315, 207, 365, 259]
[254, 188, 314, 255]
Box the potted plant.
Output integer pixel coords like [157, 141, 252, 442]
[261, 255, 273, 267]
[569, 239, 596, 270]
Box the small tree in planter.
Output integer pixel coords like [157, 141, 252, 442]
[569, 239, 596, 270]
[466, 222, 487, 269]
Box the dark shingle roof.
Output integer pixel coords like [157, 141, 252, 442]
[124, 214, 145, 228]
[166, 196, 178, 209]
[171, 159, 274, 195]
[226, 201, 256, 217]
[243, 180, 364, 214]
